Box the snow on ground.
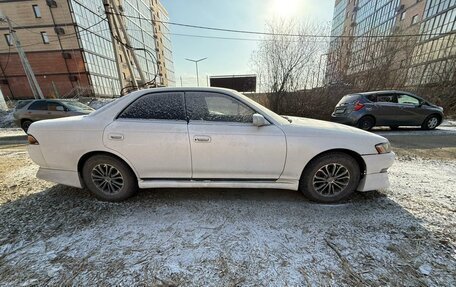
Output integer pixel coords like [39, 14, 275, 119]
[0, 147, 454, 286]
[0, 110, 15, 129]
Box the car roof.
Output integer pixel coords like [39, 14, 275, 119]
[355, 90, 414, 96]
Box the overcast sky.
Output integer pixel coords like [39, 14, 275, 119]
[160, 0, 335, 86]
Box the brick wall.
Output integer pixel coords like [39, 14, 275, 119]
[0, 50, 90, 99]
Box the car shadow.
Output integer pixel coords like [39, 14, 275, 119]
[0, 185, 453, 286]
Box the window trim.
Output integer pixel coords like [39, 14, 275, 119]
[115, 91, 187, 122]
[115, 90, 273, 125]
[32, 5, 41, 18]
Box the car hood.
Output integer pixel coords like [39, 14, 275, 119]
[282, 116, 387, 142]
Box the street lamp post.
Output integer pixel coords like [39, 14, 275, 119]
[185, 57, 207, 87]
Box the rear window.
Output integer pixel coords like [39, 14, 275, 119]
[15, 100, 33, 110]
[338, 94, 360, 104]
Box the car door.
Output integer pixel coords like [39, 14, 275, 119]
[46, 101, 68, 119]
[103, 91, 192, 179]
[396, 94, 428, 125]
[371, 94, 401, 125]
[25, 100, 48, 121]
[185, 91, 287, 179]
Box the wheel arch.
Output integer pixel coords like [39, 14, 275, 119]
[77, 151, 139, 182]
[300, 148, 366, 180]
[426, 113, 443, 124]
[358, 114, 376, 125]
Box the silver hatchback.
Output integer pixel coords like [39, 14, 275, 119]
[330, 90, 444, 131]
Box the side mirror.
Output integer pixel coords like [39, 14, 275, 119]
[56, 106, 65, 111]
[252, 113, 269, 127]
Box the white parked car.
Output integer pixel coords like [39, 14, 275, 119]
[27, 87, 395, 203]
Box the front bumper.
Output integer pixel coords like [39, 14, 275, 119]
[357, 152, 395, 192]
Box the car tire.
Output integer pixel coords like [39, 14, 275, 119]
[421, 115, 440, 130]
[299, 152, 361, 203]
[357, 116, 375, 131]
[389, 125, 399, 130]
[21, 120, 33, 132]
[82, 155, 138, 202]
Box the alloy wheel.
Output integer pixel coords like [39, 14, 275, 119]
[91, 164, 124, 194]
[312, 163, 350, 197]
[427, 117, 438, 129]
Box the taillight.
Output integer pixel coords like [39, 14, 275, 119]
[27, 135, 39, 145]
[354, 101, 365, 111]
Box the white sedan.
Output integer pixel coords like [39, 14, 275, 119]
[27, 87, 395, 203]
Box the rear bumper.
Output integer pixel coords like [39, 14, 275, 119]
[330, 114, 359, 125]
[37, 167, 83, 188]
[357, 152, 395, 192]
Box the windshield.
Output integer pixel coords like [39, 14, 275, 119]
[63, 101, 94, 112]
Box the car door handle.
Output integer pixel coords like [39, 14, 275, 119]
[108, 133, 124, 141]
[194, 135, 211, 143]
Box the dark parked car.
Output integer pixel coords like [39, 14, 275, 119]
[330, 90, 444, 131]
[13, 99, 94, 132]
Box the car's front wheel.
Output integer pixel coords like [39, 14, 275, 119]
[421, 115, 440, 130]
[82, 155, 138, 201]
[299, 152, 361, 203]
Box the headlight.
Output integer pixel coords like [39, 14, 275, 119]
[375, 142, 391, 154]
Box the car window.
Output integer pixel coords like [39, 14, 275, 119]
[63, 101, 93, 111]
[397, 94, 420, 105]
[186, 92, 255, 123]
[28, 100, 47, 110]
[338, 94, 360, 104]
[47, 101, 66, 111]
[365, 95, 376, 102]
[16, 100, 33, 110]
[376, 95, 397, 103]
[118, 92, 185, 120]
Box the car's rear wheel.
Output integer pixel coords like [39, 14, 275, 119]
[299, 152, 361, 203]
[421, 115, 440, 130]
[82, 155, 137, 202]
[357, 116, 375, 131]
[21, 120, 32, 132]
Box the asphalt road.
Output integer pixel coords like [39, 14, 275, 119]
[1, 127, 455, 149]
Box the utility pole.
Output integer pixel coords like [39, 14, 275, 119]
[108, 0, 146, 85]
[1, 16, 44, 99]
[185, 57, 207, 87]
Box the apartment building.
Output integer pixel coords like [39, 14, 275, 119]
[152, 0, 175, 87]
[0, 0, 174, 100]
[326, 0, 456, 89]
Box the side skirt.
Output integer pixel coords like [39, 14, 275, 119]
[138, 179, 299, 190]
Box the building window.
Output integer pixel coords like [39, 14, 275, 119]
[32, 5, 41, 18]
[411, 14, 419, 25]
[4, 34, 13, 46]
[41, 32, 49, 44]
[400, 11, 406, 21]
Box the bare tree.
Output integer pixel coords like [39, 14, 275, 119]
[251, 19, 329, 113]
